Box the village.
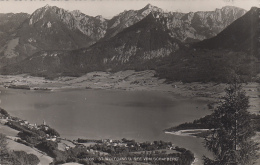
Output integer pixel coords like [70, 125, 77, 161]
[0, 108, 59, 142]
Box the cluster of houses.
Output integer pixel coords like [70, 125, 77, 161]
[101, 139, 128, 147]
[77, 138, 175, 151]
[0, 113, 16, 123]
[0, 113, 58, 142]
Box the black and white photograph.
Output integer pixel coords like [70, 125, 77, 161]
[0, 0, 260, 164]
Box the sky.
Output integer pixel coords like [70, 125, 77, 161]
[0, 0, 259, 18]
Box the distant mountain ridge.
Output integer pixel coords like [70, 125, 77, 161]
[1, 4, 257, 83]
[0, 4, 246, 67]
[194, 7, 260, 58]
[155, 7, 260, 82]
[0, 11, 184, 77]
[104, 4, 247, 42]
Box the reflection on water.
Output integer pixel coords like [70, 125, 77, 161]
[0, 88, 212, 163]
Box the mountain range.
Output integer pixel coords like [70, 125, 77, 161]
[0, 4, 259, 82]
[194, 7, 260, 57]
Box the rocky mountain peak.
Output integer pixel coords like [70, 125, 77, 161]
[144, 3, 154, 9]
[37, 4, 59, 13]
[139, 3, 163, 14]
[42, 4, 51, 10]
[28, 5, 62, 25]
[26, 5, 108, 42]
[70, 10, 82, 16]
[214, 6, 247, 16]
[103, 4, 165, 40]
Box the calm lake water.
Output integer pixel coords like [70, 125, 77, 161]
[0, 87, 212, 163]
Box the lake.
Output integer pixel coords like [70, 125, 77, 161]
[0, 87, 212, 164]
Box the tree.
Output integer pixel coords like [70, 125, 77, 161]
[0, 108, 9, 116]
[0, 133, 9, 164]
[35, 140, 58, 157]
[10, 151, 40, 165]
[0, 133, 40, 165]
[44, 127, 60, 137]
[203, 80, 258, 165]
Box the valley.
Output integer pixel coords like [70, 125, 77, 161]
[0, 70, 227, 100]
[0, 1, 260, 165]
[1, 70, 259, 101]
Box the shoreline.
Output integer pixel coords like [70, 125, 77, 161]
[2, 121, 201, 165]
[165, 129, 209, 165]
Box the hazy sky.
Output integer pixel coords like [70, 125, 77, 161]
[0, 0, 259, 18]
